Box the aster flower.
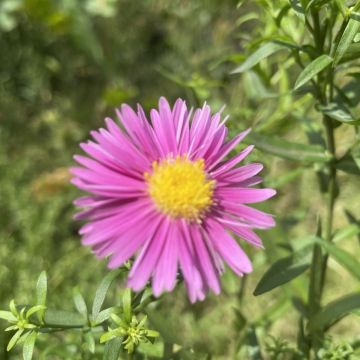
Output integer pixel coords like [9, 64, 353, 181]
[71, 97, 276, 302]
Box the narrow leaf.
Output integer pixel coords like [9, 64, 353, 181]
[317, 103, 359, 124]
[36, 271, 47, 323]
[26, 305, 46, 320]
[310, 293, 360, 331]
[333, 224, 360, 243]
[7, 329, 24, 351]
[0, 311, 17, 322]
[294, 55, 333, 89]
[100, 331, 117, 344]
[253, 256, 310, 296]
[9, 300, 17, 317]
[336, 154, 360, 175]
[23, 331, 37, 360]
[244, 132, 331, 163]
[339, 43, 360, 64]
[345, 210, 360, 243]
[36, 271, 47, 306]
[334, 18, 360, 65]
[231, 42, 286, 73]
[317, 239, 360, 281]
[145, 329, 160, 338]
[84, 331, 95, 354]
[122, 288, 132, 323]
[94, 307, 115, 325]
[73, 289, 88, 318]
[103, 337, 122, 360]
[92, 269, 122, 319]
[43, 309, 85, 328]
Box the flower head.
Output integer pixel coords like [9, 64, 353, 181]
[71, 97, 276, 302]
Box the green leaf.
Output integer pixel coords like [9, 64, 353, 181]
[336, 154, 360, 175]
[103, 337, 122, 360]
[253, 256, 310, 296]
[244, 132, 331, 163]
[334, 18, 360, 65]
[333, 224, 360, 243]
[334, 0, 348, 18]
[316, 239, 360, 281]
[23, 331, 37, 360]
[9, 300, 18, 317]
[122, 288, 132, 323]
[100, 331, 117, 344]
[339, 43, 360, 64]
[294, 55, 333, 90]
[318, 103, 360, 125]
[43, 309, 85, 328]
[36, 271, 47, 323]
[309, 293, 360, 331]
[0, 311, 17, 322]
[7, 329, 24, 351]
[145, 329, 160, 338]
[92, 269, 122, 319]
[5, 325, 18, 332]
[84, 331, 95, 354]
[344, 210, 360, 243]
[73, 288, 88, 318]
[36, 271, 47, 306]
[94, 307, 115, 325]
[317, 103, 359, 124]
[231, 42, 287, 73]
[26, 305, 46, 320]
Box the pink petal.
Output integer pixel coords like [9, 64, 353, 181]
[127, 217, 169, 291]
[215, 163, 263, 184]
[152, 222, 179, 296]
[215, 187, 276, 203]
[209, 145, 254, 177]
[107, 213, 163, 268]
[205, 218, 253, 275]
[215, 217, 264, 248]
[207, 128, 251, 170]
[191, 225, 220, 294]
[216, 201, 275, 229]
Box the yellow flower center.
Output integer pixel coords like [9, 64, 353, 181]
[145, 156, 215, 221]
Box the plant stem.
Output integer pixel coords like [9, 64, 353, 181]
[307, 220, 323, 355]
[306, 8, 338, 358]
[320, 116, 337, 292]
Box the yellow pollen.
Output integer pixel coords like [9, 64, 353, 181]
[145, 156, 215, 221]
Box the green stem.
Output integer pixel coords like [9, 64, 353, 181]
[306, 7, 338, 359]
[320, 116, 337, 292]
[307, 221, 324, 355]
[238, 277, 247, 306]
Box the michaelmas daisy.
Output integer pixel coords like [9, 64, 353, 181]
[71, 97, 276, 302]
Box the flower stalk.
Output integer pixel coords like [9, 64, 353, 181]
[306, 7, 340, 358]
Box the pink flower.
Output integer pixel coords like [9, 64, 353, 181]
[71, 97, 276, 302]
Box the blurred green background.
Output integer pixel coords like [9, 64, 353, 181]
[1, 0, 359, 358]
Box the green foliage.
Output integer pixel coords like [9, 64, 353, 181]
[1, 0, 360, 358]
